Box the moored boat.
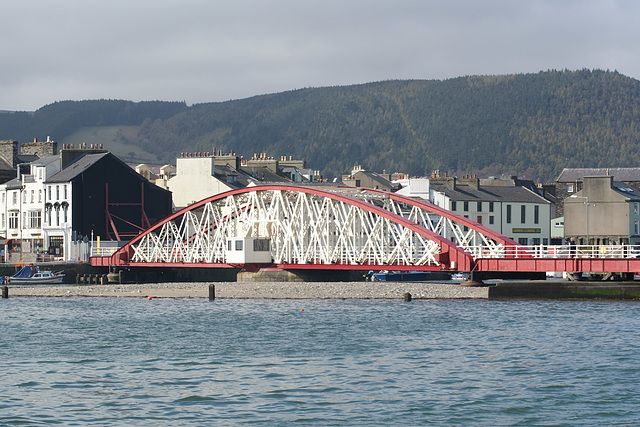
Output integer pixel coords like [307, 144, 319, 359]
[370, 270, 432, 281]
[5, 265, 65, 285]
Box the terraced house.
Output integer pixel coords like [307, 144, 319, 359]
[429, 175, 553, 246]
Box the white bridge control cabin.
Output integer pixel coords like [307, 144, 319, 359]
[226, 237, 272, 264]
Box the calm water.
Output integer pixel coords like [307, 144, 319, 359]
[1, 297, 639, 426]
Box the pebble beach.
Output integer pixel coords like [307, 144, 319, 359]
[5, 281, 488, 299]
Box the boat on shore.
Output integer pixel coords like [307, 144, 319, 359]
[368, 270, 432, 281]
[451, 272, 469, 281]
[5, 265, 65, 285]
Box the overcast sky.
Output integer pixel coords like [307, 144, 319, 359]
[2, 0, 638, 111]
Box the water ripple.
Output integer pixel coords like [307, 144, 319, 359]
[1, 298, 640, 424]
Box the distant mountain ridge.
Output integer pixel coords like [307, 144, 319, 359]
[1, 69, 639, 182]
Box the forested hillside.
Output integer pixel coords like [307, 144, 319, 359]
[2, 70, 640, 182]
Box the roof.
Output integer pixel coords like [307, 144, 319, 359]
[213, 164, 247, 189]
[0, 157, 13, 171]
[431, 182, 551, 204]
[610, 181, 640, 200]
[17, 154, 38, 164]
[239, 165, 290, 183]
[348, 170, 401, 191]
[46, 153, 110, 183]
[31, 155, 59, 167]
[557, 168, 640, 183]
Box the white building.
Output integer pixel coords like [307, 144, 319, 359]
[167, 154, 241, 209]
[0, 156, 62, 261]
[394, 177, 430, 200]
[430, 176, 553, 245]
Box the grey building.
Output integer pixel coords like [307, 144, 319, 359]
[564, 175, 640, 245]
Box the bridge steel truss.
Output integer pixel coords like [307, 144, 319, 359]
[94, 185, 523, 272]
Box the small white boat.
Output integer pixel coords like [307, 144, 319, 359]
[6, 265, 65, 285]
[451, 272, 469, 281]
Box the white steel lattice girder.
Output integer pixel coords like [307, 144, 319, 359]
[114, 185, 473, 270]
[356, 189, 521, 259]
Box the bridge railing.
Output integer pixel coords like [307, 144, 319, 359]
[470, 244, 640, 259]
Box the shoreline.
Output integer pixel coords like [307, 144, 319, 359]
[3, 281, 488, 299]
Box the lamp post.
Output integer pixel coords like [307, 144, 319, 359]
[570, 194, 589, 244]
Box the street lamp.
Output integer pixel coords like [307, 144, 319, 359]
[570, 194, 589, 244]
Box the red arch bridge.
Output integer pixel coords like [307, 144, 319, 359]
[90, 184, 640, 282]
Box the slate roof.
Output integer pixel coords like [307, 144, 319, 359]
[430, 183, 551, 204]
[31, 155, 59, 167]
[557, 168, 640, 183]
[609, 181, 640, 200]
[213, 164, 248, 189]
[239, 165, 290, 184]
[46, 153, 110, 183]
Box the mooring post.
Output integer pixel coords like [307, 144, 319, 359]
[209, 284, 215, 300]
[2, 286, 8, 299]
[403, 292, 412, 302]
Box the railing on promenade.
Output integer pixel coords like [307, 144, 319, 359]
[468, 244, 640, 260]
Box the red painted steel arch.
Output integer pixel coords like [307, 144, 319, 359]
[95, 184, 522, 270]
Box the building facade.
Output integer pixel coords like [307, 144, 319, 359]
[430, 176, 553, 245]
[564, 175, 640, 245]
[0, 148, 172, 261]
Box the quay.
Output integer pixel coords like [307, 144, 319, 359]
[3, 279, 640, 300]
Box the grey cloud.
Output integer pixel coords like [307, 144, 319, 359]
[2, 0, 639, 110]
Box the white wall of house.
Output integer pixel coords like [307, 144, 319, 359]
[395, 178, 430, 199]
[430, 190, 552, 245]
[43, 181, 73, 260]
[499, 202, 551, 245]
[167, 157, 233, 209]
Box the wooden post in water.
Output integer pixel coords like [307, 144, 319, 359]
[2, 285, 8, 299]
[403, 292, 412, 302]
[209, 284, 215, 300]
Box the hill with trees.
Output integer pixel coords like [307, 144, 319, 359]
[1, 69, 639, 182]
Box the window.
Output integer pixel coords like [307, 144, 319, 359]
[48, 186, 51, 200]
[38, 190, 42, 203]
[635, 203, 639, 215]
[635, 220, 639, 236]
[543, 238, 548, 245]
[567, 184, 574, 193]
[23, 191, 27, 203]
[532, 238, 541, 245]
[489, 216, 494, 225]
[29, 211, 41, 229]
[489, 202, 494, 212]
[63, 206, 68, 223]
[518, 238, 528, 245]
[476, 216, 482, 224]
[477, 201, 482, 212]
[1, 213, 4, 228]
[506, 205, 512, 224]
[253, 239, 270, 251]
[463, 201, 469, 212]
[30, 190, 34, 203]
[451, 201, 457, 211]
[9, 212, 18, 229]
[56, 185, 60, 200]
[235, 240, 243, 251]
[64, 185, 68, 199]
[534, 206, 539, 224]
[521, 205, 526, 223]
[12, 192, 17, 205]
